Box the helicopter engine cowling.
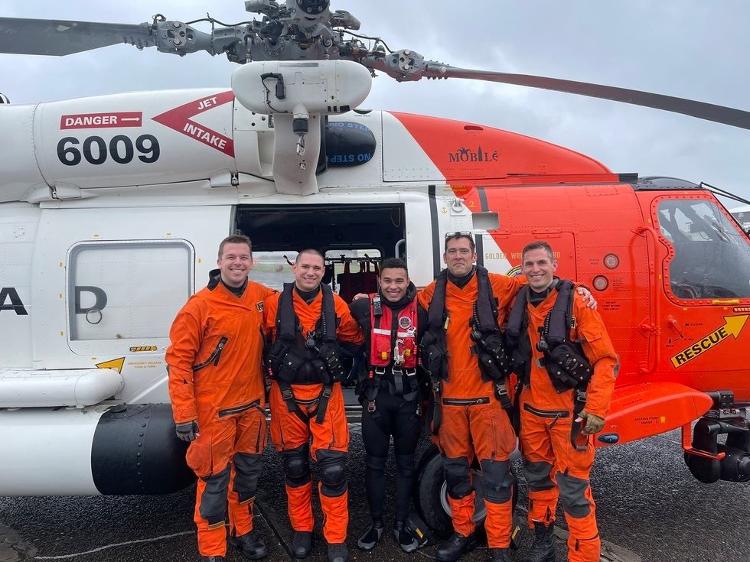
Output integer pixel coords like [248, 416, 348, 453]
[0, 404, 194, 495]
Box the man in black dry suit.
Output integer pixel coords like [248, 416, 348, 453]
[349, 257, 429, 553]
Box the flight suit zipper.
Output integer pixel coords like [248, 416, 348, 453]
[442, 397, 490, 406]
[218, 399, 260, 418]
[523, 403, 570, 418]
[193, 336, 229, 371]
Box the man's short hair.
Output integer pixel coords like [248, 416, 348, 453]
[444, 231, 476, 252]
[521, 240, 554, 261]
[218, 234, 252, 259]
[295, 248, 325, 264]
[380, 257, 408, 276]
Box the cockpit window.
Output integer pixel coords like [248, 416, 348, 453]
[657, 199, 750, 299]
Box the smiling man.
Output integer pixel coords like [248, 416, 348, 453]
[505, 241, 618, 562]
[418, 233, 524, 562]
[349, 258, 429, 553]
[263, 249, 363, 562]
[166, 234, 275, 562]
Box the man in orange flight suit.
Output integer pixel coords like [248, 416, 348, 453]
[418, 233, 523, 562]
[264, 249, 363, 562]
[507, 241, 617, 562]
[167, 235, 275, 562]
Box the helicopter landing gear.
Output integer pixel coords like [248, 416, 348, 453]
[684, 391, 750, 483]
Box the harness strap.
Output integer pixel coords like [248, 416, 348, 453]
[277, 283, 298, 341]
[543, 280, 575, 347]
[315, 384, 334, 424]
[570, 388, 589, 451]
[278, 380, 309, 424]
[277, 380, 335, 426]
[431, 377, 443, 434]
[474, 265, 499, 333]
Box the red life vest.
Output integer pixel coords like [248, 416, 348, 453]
[369, 294, 418, 369]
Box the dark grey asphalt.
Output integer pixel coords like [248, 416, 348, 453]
[1, 429, 748, 562]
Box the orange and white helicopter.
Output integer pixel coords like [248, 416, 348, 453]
[1, 0, 750, 535]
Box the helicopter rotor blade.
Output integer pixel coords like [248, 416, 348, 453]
[426, 65, 750, 131]
[0, 17, 156, 56]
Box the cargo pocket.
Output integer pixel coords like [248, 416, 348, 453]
[185, 436, 213, 478]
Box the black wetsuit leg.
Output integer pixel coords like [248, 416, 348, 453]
[392, 395, 420, 522]
[362, 389, 421, 523]
[362, 390, 392, 522]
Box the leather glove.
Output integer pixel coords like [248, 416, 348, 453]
[175, 420, 199, 442]
[577, 410, 605, 434]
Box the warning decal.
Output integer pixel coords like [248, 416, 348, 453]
[670, 315, 748, 368]
[61, 112, 143, 129]
[152, 91, 235, 157]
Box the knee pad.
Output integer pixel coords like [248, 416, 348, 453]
[524, 460, 555, 491]
[443, 456, 472, 499]
[317, 450, 347, 497]
[480, 459, 514, 504]
[199, 465, 230, 526]
[366, 454, 387, 472]
[395, 454, 415, 479]
[233, 453, 263, 502]
[557, 473, 592, 518]
[282, 445, 311, 488]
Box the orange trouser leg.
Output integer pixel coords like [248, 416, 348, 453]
[270, 382, 350, 541]
[447, 492, 477, 537]
[469, 402, 516, 548]
[186, 418, 235, 556]
[439, 404, 476, 537]
[270, 382, 315, 533]
[439, 400, 516, 543]
[228, 407, 267, 537]
[484, 500, 513, 549]
[311, 384, 349, 544]
[549, 419, 599, 562]
[319, 487, 349, 543]
[286, 481, 315, 532]
[519, 404, 558, 527]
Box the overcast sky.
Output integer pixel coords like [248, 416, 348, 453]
[2, 1, 750, 207]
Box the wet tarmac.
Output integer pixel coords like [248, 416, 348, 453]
[1, 429, 749, 562]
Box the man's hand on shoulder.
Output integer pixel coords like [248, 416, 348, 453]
[576, 286, 597, 310]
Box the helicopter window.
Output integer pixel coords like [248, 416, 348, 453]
[67, 240, 193, 341]
[235, 203, 405, 295]
[657, 199, 750, 299]
[250, 252, 296, 292]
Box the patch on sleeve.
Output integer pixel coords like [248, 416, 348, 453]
[256, 301, 264, 312]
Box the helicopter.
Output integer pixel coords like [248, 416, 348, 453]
[2, 0, 750, 537]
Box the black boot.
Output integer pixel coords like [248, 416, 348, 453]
[327, 542, 349, 562]
[357, 521, 384, 551]
[393, 520, 418, 553]
[292, 531, 313, 559]
[522, 523, 555, 562]
[490, 548, 513, 561]
[230, 530, 268, 560]
[435, 532, 476, 562]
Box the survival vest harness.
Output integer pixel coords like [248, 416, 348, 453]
[420, 266, 512, 433]
[362, 294, 419, 412]
[265, 283, 345, 424]
[505, 279, 593, 448]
